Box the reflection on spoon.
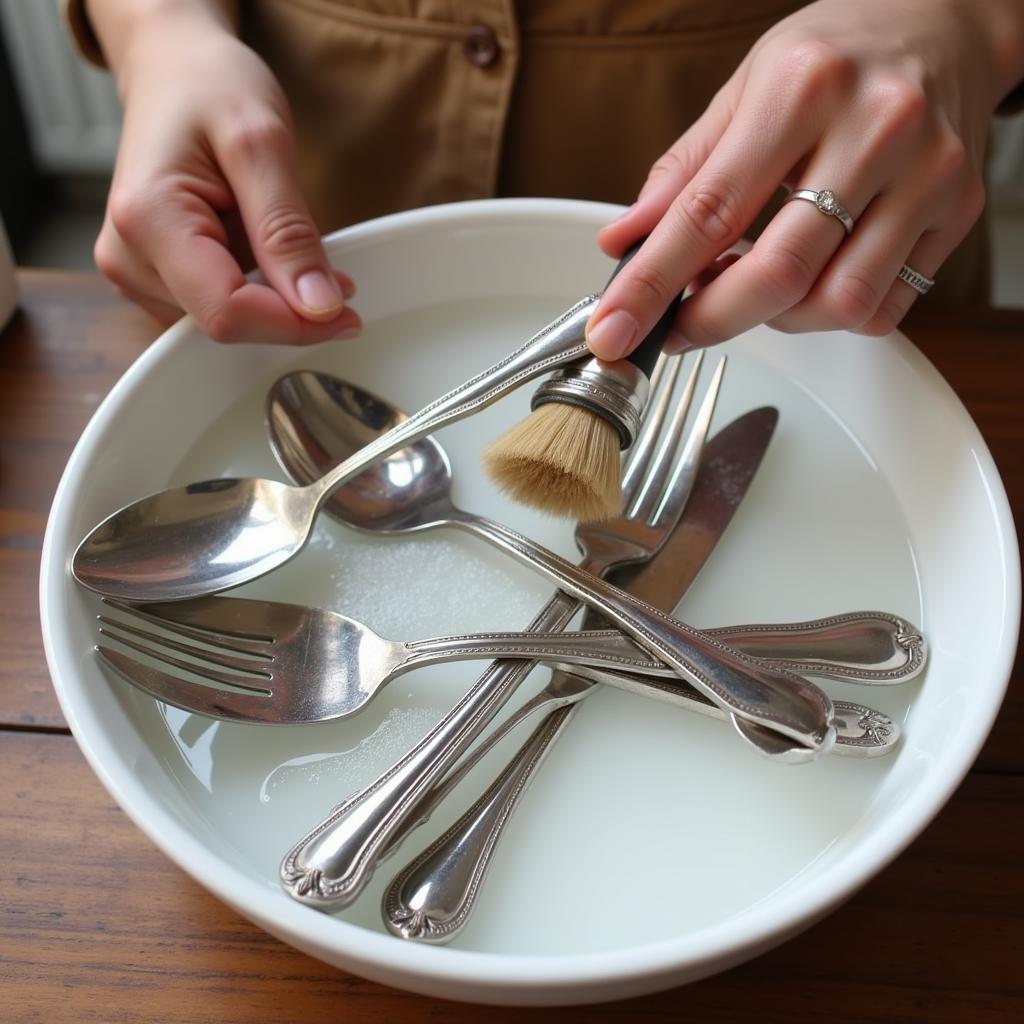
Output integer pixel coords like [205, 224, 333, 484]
[71, 295, 597, 601]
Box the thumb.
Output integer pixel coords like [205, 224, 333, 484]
[214, 116, 346, 322]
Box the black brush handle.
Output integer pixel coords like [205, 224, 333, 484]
[604, 239, 684, 378]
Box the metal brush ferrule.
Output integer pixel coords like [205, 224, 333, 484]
[531, 357, 650, 449]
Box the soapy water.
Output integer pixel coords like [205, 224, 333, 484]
[118, 295, 924, 955]
[258, 704, 442, 804]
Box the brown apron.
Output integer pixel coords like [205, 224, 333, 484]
[66, 0, 991, 304]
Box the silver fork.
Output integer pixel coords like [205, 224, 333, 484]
[91, 595, 730, 725]
[277, 353, 732, 912]
[95, 599, 922, 726]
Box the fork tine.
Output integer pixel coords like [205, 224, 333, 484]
[97, 624, 272, 689]
[98, 615, 272, 676]
[643, 350, 670, 410]
[96, 646, 275, 722]
[620, 354, 683, 502]
[627, 350, 704, 519]
[650, 354, 726, 527]
[103, 598, 275, 656]
[97, 614, 273, 672]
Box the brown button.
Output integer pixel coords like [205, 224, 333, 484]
[463, 25, 500, 68]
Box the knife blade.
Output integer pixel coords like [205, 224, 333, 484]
[599, 404, 777, 616]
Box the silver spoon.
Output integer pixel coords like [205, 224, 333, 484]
[72, 295, 597, 603]
[265, 370, 925, 687]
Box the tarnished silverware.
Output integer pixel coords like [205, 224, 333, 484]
[278, 355, 743, 912]
[379, 397, 780, 940]
[380, 408, 922, 941]
[75, 338, 834, 752]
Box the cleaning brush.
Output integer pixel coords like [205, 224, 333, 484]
[483, 242, 683, 519]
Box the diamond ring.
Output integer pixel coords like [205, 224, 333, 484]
[897, 264, 934, 295]
[785, 188, 855, 235]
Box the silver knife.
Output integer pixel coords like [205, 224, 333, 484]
[382, 406, 826, 942]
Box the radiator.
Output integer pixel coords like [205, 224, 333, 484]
[0, 0, 120, 174]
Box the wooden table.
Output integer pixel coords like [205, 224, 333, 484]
[1, 269, 1021, 1022]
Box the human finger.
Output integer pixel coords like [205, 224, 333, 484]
[772, 161, 983, 335]
[586, 46, 842, 359]
[210, 112, 346, 323]
[661, 251, 742, 354]
[111, 187, 360, 345]
[217, 203, 357, 303]
[857, 216, 976, 337]
[197, 277, 362, 345]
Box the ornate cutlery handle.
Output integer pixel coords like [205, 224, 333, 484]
[310, 298, 594, 508]
[464, 514, 835, 752]
[399, 629, 665, 673]
[384, 705, 577, 943]
[401, 610, 926, 684]
[279, 590, 584, 912]
[383, 692, 899, 942]
[704, 611, 926, 683]
[559, 667, 902, 755]
[382, 622, 911, 866]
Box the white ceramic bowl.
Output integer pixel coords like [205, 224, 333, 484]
[41, 199, 1019, 1005]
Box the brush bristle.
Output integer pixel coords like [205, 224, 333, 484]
[482, 403, 622, 520]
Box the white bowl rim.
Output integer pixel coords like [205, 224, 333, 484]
[39, 197, 1021, 1001]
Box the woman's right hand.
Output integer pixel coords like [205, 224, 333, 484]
[91, 1, 360, 343]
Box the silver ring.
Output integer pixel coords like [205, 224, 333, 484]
[785, 188, 855, 235]
[897, 264, 934, 295]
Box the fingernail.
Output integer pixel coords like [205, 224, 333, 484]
[587, 309, 638, 361]
[663, 329, 694, 355]
[296, 270, 344, 314]
[336, 325, 362, 340]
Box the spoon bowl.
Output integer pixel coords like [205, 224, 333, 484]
[266, 371, 456, 534]
[73, 370, 460, 602]
[73, 477, 315, 603]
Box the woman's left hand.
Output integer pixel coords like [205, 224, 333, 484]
[587, 0, 1024, 357]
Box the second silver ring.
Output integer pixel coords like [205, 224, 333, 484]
[786, 188, 855, 235]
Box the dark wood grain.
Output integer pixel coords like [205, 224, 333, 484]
[0, 271, 158, 728]
[0, 270, 1021, 1020]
